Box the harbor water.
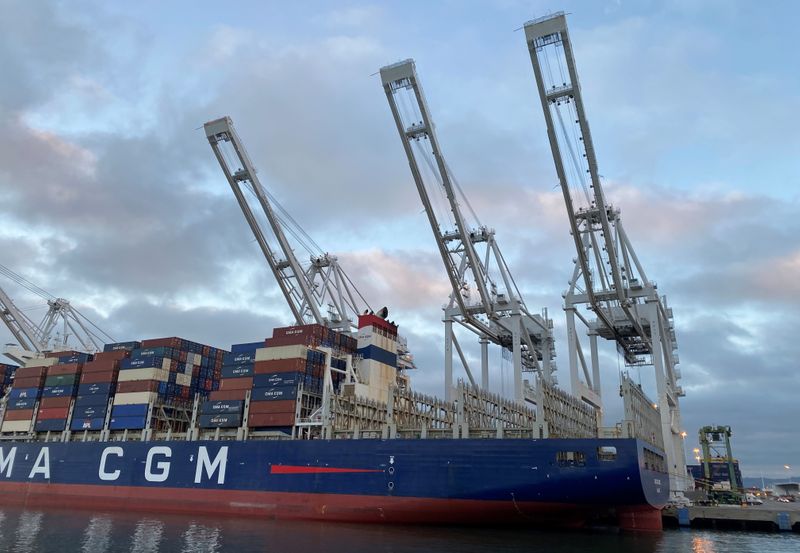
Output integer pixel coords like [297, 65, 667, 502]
[0, 506, 795, 553]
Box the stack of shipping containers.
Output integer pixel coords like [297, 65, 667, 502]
[2, 355, 57, 432]
[71, 343, 132, 431]
[34, 351, 91, 432]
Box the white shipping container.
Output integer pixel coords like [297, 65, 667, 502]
[24, 357, 58, 368]
[118, 368, 169, 383]
[255, 345, 308, 361]
[175, 373, 191, 387]
[113, 391, 157, 406]
[1, 420, 32, 432]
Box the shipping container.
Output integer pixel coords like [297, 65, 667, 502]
[58, 353, 92, 364]
[230, 341, 266, 354]
[248, 400, 296, 415]
[255, 345, 308, 362]
[80, 369, 118, 384]
[75, 394, 111, 407]
[70, 417, 105, 431]
[111, 404, 149, 418]
[117, 367, 169, 383]
[221, 364, 254, 378]
[108, 415, 146, 430]
[14, 366, 48, 380]
[208, 389, 248, 401]
[117, 380, 160, 393]
[78, 382, 114, 396]
[82, 359, 120, 373]
[199, 413, 241, 428]
[92, 350, 130, 363]
[140, 337, 182, 349]
[253, 358, 307, 375]
[45, 374, 78, 387]
[113, 392, 157, 406]
[250, 385, 298, 402]
[36, 407, 70, 420]
[5, 409, 34, 421]
[200, 400, 243, 415]
[7, 397, 36, 410]
[223, 351, 257, 365]
[9, 387, 40, 400]
[34, 418, 67, 432]
[1, 420, 31, 432]
[103, 341, 141, 352]
[45, 350, 82, 359]
[73, 404, 107, 419]
[47, 363, 82, 376]
[39, 397, 71, 409]
[10, 376, 44, 389]
[41, 385, 78, 398]
[120, 357, 170, 371]
[219, 377, 253, 391]
[22, 357, 57, 368]
[247, 412, 295, 427]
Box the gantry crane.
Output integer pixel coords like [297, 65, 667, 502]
[523, 12, 686, 491]
[204, 116, 370, 334]
[0, 263, 114, 364]
[380, 59, 555, 403]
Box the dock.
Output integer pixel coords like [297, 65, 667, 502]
[663, 502, 800, 532]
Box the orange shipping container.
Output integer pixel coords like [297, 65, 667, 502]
[37, 407, 70, 420]
[117, 381, 160, 393]
[208, 390, 248, 401]
[5, 409, 34, 421]
[13, 376, 44, 388]
[14, 366, 47, 379]
[249, 400, 296, 415]
[39, 397, 71, 409]
[248, 413, 295, 427]
[92, 350, 130, 363]
[82, 359, 120, 373]
[254, 359, 307, 375]
[80, 368, 118, 384]
[47, 363, 82, 376]
[219, 377, 253, 391]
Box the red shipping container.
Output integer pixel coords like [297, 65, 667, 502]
[47, 363, 82, 376]
[39, 397, 71, 409]
[249, 400, 296, 415]
[37, 407, 70, 420]
[208, 389, 248, 401]
[5, 409, 34, 421]
[80, 369, 118, 384]
[272, 324, 325, 339]
[93, 350, 130, 362]
[15, 366, 47, 379]
[82, 359, 119, 373]
[13, 376, 44, 388]
[248, 413, 294, 427]
[117, 381, 160, 393]
[141, 337, 182, 349]
[254, 359, 307, 374]
[45, 350, 82, 359]
[219, 377, 253, 391]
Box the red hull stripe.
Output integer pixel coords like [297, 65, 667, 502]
[270, 465, 384, 474]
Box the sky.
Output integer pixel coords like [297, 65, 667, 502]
[0, 0, 798, 478]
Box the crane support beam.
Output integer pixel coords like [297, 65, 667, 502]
[380, 59, 556, 403]
[522, 12, 687, 492]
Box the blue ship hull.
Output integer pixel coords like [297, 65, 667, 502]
[0, 437, 667, 530]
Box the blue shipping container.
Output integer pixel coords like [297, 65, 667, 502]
[221, 364, 254, 378]
[253, 372, 301, 389]
[199, 413, 241, 428]
[58, 353, 92, 364]
[70, 417, 105, 431]
[9, 387, 40, 400]
[34, 418, 67, 432]
[75, 394, 111, 407]
[41, 385, 78, 398]
[223, 351, 256, 365]
[251, 385, 298, 402]
[78, 382, 114, 396]
[120, 357, 164, 370]
[111, 404, 149, 418]
[103, 341, 141, 352]
[73, 404, 107, 419]
[230, 341, 264, 354]
[200, 400, 243, 415]
[109, 415, 146, 430]
[7, 397, 37, 410]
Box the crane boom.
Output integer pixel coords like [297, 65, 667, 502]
[0, 284, 41, 352]
[204, 116, 369, 333]
[380, 59, 554, 403]
[523, 12, 687, 493]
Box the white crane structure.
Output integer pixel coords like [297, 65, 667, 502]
[0, 263, 114, 364]
[204, 116, 371, 335]
[380, 59, 555, 404]
[523, 13, 687, 491]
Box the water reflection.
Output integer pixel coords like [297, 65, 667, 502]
[13, 511, 43, 553]
[82, 515, 113, 553]
[129, 519, 164, 553]
[181, 522, 221, 553]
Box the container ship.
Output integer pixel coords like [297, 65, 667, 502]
[0, 313, 668, 532]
